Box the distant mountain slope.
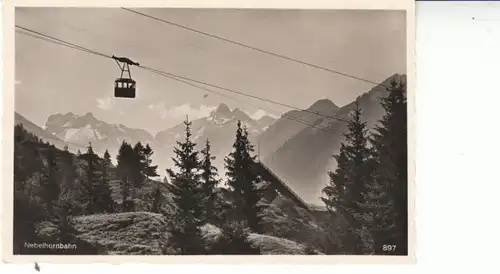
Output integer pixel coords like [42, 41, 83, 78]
[14, 112, 82, 152]
[256, 99, 340, 159]
[263, 74, 406, 205]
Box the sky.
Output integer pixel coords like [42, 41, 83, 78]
[15, 7, 406, 134]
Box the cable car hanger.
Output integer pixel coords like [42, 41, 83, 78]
[112, 55, 140, 99]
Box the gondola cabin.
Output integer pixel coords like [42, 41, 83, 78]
[115, 78, 136, 98]
[112, 55, 139, 99]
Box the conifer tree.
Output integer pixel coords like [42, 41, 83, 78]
[103, 150, 112, 170]
[80, 143, 102, 214]
[322, 100, 374, 254]
[225, 121, 245, 195]
[200, 139, 220, 222]
[131, 142, 159, 202]
[94, 149, 114, 213]
[150, 182, 163, 213]
[225, 121, 264, 233]
[14, 124, 29, 187]
[117, 141, 135, 212]
[356, 175, 396, 254]
[370, 78, 407, 254]
[142, 143, 159, 179]
[151, 176, 169, 213]
[134, 142, 145, 158]
[14, 124, 44, 189]
[241, 127, 265, 233]
[209, 220, 260, 254]
[59, 145, 81, 215]
[40, 146, 60, 217]
[132, 142, 146, 196]
[166, 117, 206, 254]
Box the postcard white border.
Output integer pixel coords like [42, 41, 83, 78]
[2, 0, 416, 264]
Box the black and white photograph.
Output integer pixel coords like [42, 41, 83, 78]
[6, 1, 413, 261]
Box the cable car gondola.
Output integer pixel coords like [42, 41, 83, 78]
[112, 55, 139, 98]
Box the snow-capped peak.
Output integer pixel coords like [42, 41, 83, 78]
[43, 112, 157, 158]
[210, 103, 232, 118]
[207, 104, 255, 125]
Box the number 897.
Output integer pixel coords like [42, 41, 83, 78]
[382, 245, 396, 252]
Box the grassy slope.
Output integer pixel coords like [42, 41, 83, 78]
[66, 212, 318, 255]
[73, 212, 167, 254]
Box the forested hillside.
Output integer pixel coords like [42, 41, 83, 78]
[13, 120, 329, 255]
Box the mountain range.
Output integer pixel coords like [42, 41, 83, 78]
[155, 103, 277, 172]
[44, 112, 159, 157]
[14, 73, 405, 206]
[20, 104, 277, 173]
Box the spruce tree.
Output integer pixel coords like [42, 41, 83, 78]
[209, 220, 260, 254]
[150, 182, 163, 213]
[80, 143, 102, 214]
[225, 121, 264, 233]
[59, 145, 81, 215]
[166, 117, 206, 254]
[151, 176, 169, 213]
[356, 175, 397, 254]
[225, 121, 245, 195]
[14, 124, 44, 189]
[370, 79, 407, 255]
[94, 150, 114, 213]
[321, 100, 374, 254]
[103, 150, 112, 170]
[14, 124, 29, 187]
[130, 142, 159, 203]
[40, 146, 60, 217]
[132, 142, 146, 199]
[241, 127, 265, 234]
[200, 139, 220, 223]
[142, 143, 159, 179]
[117, 141, 135, 212]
